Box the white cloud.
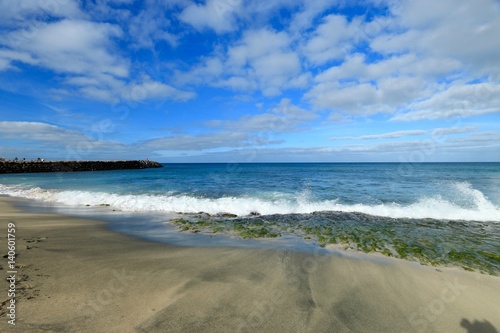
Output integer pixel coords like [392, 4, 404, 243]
[0, 1, 134, 102]
[0, 121, 82, 142]
[377, 76, 427, 105]
[0, 16, 194, 103]
[4, 19, 128, 77]
[289, 1, 337, 34]
[217, 76, 258, 92]
[307, 82, 380, 114]
[178, 28, 303, 96]
[393, 83, 500, 121]
[141, 131, 279, 151]
[1, 0, 499, 164]
[226, 28, 291, 65]
[308, 51, 462, 116]
[306, 74, 427, 116]
[249, 50, 302, 96]
[434, 131, 500, 159]
[0, 49, 38, 70]
[124, 78, 195, 102]
[432, 126, 477, 136]
[0, 121, 123, 150]
[0, 0, 85, 25]
[165, 136, 500, 162]
[128, 7, 178, 49]
[0, 58, 11, 71]
[373, 0, 500, 79]
[331, 130, 426, 141]
[303, 14, 364, 65]
[61, 75, 195, 103]
[0, 121, 276, 159]
[179, 0, 242, 33]
[206, 98, 317, 133]
[178, 0, 299, 34]
[0, 121, 137, 160]
[314, 53, 451, 83]
[303, 0, 500, 120]
[447, 131, 500, 144]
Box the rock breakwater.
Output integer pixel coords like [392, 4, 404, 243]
[0, 160, 163, 174]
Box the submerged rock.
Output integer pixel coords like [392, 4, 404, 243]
[217, 213, 238, 218]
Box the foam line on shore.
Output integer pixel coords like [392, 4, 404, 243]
[1, 181, 499, 221]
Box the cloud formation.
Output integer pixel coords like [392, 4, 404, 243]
[393, 83, 500, 121]
[331, 130, 426, 141]
[179, 0, 242, 33]
[0, 0, 499, 162]
[0, 4, 193, 103]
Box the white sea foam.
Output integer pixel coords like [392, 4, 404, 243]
[1, 182, 499, 221]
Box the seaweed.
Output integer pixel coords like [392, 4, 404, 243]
[168, 212, 500, 275]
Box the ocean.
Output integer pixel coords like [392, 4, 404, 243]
[1, 163, 499, 273]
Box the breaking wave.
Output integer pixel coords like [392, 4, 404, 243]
[1, 181, 499, 222]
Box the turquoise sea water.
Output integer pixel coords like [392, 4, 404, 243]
[1, 163, 500, 272]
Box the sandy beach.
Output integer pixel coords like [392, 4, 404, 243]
[0, 197, 498, 333]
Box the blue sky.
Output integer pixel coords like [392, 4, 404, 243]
[0, 0, 499, 162]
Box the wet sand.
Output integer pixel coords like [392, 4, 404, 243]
[0, 197, 498, 333]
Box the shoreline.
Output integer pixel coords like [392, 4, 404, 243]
[0, 197, 499, 332]
[12, 196, 499, 274]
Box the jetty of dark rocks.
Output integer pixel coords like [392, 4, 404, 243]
[0, 160, 163, 174]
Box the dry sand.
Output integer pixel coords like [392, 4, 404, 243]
[0, 197, 498, 333]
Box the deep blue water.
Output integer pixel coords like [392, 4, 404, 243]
[1, 163, 499, 221]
